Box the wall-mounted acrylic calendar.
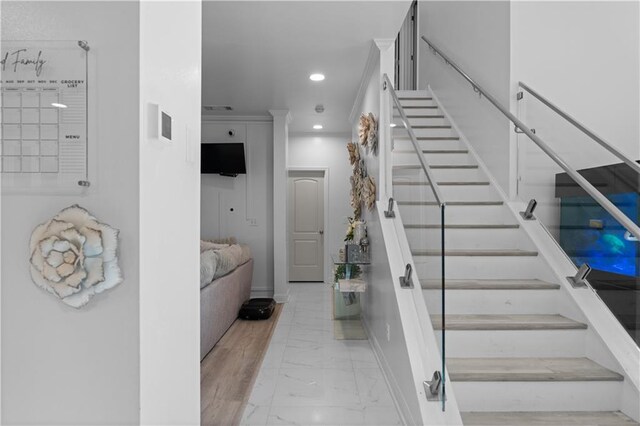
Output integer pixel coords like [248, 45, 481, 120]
[1, 40, 89, 192]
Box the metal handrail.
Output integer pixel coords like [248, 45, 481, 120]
[383, 73, 446, 207]
[421, 35, 640, 241]
[518, 81, 640, 175]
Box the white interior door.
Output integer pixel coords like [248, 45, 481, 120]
[288, 171, 324, 282]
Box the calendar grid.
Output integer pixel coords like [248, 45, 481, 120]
[1, 40, 89, 191]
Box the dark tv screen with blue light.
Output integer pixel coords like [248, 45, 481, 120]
[559, 192, 639, 277]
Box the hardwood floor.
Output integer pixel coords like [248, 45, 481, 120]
[201, 304, 283, 426]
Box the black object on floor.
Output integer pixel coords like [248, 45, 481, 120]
[239, 298, 276, 320]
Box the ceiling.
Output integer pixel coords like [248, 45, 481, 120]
[202, 1, 412, 133]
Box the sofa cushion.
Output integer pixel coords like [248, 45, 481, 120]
[213, 247, 239, 279]
[200, 250, 218, 288]
[200, 240, 228, 253]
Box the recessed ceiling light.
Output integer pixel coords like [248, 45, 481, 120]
[313, 124, 323, 130]
[51, 103, 67, 109]
[390, 123, 397, 128]
[309, 73, 325, 82]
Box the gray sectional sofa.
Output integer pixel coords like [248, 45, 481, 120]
[200, 258, 253, 360]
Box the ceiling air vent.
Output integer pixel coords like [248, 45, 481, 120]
[203, 105, 233, 112]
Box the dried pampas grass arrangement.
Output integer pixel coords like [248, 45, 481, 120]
[362, 176, 377, 211]
[358, 114, 370, 147]
[367, 113, 378, 155]
[350, 175, 362, 219]
[348, 111, 379, 218]
[358, 113, 379, 155]
[347, 142, 360, 166]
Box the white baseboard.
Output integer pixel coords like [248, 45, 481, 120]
[272, 287, 290, 303]
[361, 316, 413, 426]
[250, 288, 273, 299]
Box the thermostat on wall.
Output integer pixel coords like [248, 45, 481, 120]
[161, 111, 172, 141]
[148, 103, 173, 142]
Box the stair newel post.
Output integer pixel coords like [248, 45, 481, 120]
[375, 39, 395, 201]
[379, 78, 392, 201]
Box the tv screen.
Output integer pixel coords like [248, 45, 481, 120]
[560, 192, 639, 277]
[201, 143, 246, 176]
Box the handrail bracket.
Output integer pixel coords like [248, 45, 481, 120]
[384, 197, 396, 218]
[567, 263, 592, 288]
[399, 264, 413, 289]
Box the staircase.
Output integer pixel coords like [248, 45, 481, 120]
[391, 91, 639, 425]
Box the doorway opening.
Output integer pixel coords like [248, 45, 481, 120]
[395, 0, 418, 90]
[288, 170, 327, 282]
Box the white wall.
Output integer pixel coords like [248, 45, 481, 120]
[418, 0, 639, 232]
[363, 212, 422, 424]
[138, 1, 202, 424]
[271, 110, 291, 302]
[351, 41, 428, 425]
[1, 2, 140, 424]
[418, 1, 514, 196]
[511, 1, 640, 232]
[288, 133, 352, 279]
[1, 0, 4, 417]
[201, 119, 274, 297]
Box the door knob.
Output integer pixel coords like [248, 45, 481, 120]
[318, 230, 324, 235]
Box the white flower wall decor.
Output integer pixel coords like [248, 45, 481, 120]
[29, 205, 123, 308]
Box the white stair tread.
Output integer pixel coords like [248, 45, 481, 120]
[447, 357, 624, 382]
[394, 164, 479, 169]
[400, 105, 438, 109]
[394, 149, 468, 153]
[397, 96, 432, 100]
[413, 249, 538, 257]
[394, 180, 490, 186]
[407, 125, 452, 129]
[432, 314, 587, 330]
[394, 113, 445, 118]
[398, 201, 504, 206]
[406, 224, 519, 229]
[394, 136, 460, 140]
[461, 411, 639, 425]
[421, 279, 560, 290]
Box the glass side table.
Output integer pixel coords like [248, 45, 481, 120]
[331, 256, 369, 320]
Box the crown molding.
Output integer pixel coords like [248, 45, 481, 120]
[289, 131, 352, 139]
[269, 109, 292, 124]
[201, 114, 272, 123]
[349, 41, 379, 125]
[374, 38, 395, 51]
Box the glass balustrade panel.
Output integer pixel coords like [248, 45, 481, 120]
[517, 91, 640, 346]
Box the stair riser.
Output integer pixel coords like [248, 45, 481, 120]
[424, 289, 560, 314]
[398, 204, 511, 224]
[415, 256, 545, 280]
[393, 151, 475, 166]
[394, 107, 440, 115]
[406, 228, 531, 250]
[400, 117, 448, 126]
[394, 127, 456, 138]
[452, 381, 622, 412]
[398, 99, 437, 107]
[393, 167, 485, 182]
[442, 330, 586, 357]
[393, 184, 500, 201]
[393, 138, 463, 151]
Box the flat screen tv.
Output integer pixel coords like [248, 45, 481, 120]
[559, 192, 639, 278]
[201, 143, 246, 176]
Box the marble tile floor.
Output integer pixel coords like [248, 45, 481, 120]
[241, 283, 402, 426]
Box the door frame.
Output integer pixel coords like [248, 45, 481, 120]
[287, 167, 330, 283]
